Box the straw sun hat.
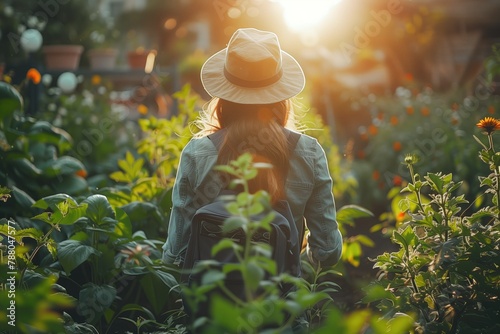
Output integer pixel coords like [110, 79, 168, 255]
[201, 28, 305, 104]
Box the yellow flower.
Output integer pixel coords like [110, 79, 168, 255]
[3, 75, 12, 83]
[477, 117, 500, 135]
[26, 68, 41, 84]
[91, 75, 101, 85]
[137, 104, 148, 115]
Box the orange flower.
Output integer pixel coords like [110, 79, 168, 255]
[26, 68, 41, 84]
[488, 105, 495, 115]
[390, 116, 398, 126]
[477, 117, 500, 135]
[404, 73, 414, 81]
[91, 75, 101, 85]
[372, 170, 380, 181]
[451, 102, 459, 111]
[406, 105, 414, 115]
[368, 124, 378, 136]
[357, 150, 365, 159]
[137, 104, 148, 115]
[396, 211, 406, 222]
[75, 169, 87, 178]
[420, 106, 430, 116]
[393, 141, 402, 152]
[393, 175, 403, 186]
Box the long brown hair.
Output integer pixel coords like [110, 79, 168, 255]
[211, 99, 293, 202]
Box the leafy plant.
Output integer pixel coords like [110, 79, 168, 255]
[181, 153, 384, 333]
[0, 80, 89, 225]
[365, 118, 500, 333]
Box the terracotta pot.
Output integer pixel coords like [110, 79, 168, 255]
[42, 45, 83, 70]
[127, 49, 156, 70]
[88, 48, 118, 70]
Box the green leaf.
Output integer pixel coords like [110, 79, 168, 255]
[345, 241, 362, 267]
[11, 186, 35, 209]
[33, 193, 77, 210]
[248, 201, 264, 216]
[336, 205, 373, 225]
[393, 231, 408, 255]
[246, 260, 264, 291]
[58, 240, 101, 274]
[212, 239, 235, 256]
[120, 201, 163, 226]
[39, 156, 86, 177]
[114, 207, 132, 238]
[83, 194, 115, 225]
[11, 158, 42, 177]
[0, 81, 23, 119]
[355, 234, 375, 247]
[33, 200, 88, 226]
[202, 269, 226, 285]
[362, 283, 395, 303]
[223, 216, 247, 233]
[14, 227, 44, 243]
[77, 283, 116, 324]
[52, 174, 88, 195]
[152, 270, 179, 292]
[115, 303, 155, 321]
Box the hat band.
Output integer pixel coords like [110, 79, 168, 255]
[224, 67, 283, 88]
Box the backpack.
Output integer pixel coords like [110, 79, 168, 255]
[181, 129, 303, 309]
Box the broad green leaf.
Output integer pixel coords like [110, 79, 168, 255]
[52, 174, 88, 195]
[33, 193, 77, 210]
[11, 186, 35, 209]
[77, 283, 116, 323]
[0, 81, 23, 118]
[152, 270, 179, 292]
[114, 207, 132, 238]
[58, 240, 101, 274]
[11, 158, 42, 177]
[120, 201, 162, 226]
[83, 194, 115, 225]
[33, 200, 87, 226]
[39, 156, 86, 177]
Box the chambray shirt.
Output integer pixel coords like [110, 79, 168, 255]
[162, 130, 342, 267]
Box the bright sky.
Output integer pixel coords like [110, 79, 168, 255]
[275, 0, 342, 31]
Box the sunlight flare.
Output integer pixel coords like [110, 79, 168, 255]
[276, 0, 341, 31]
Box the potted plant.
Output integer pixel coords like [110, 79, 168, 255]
[41, 1, 96, 70]
[86, 23, 120, 70]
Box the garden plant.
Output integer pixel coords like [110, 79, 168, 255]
[364, 117, 500, 333]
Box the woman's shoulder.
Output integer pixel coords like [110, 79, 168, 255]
[182, 134, 218, 156]
[292, 130, 322, 150]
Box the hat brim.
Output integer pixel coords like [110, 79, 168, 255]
[201, 48, 305, 104]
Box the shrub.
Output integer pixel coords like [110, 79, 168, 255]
[365, 118, 500, 333]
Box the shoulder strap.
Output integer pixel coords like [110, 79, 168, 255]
[208, 128, 301, 153]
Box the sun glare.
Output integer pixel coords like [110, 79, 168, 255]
[277, 0, 341, 31]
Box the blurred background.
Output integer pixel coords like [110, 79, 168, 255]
[1, 0, 500, 322]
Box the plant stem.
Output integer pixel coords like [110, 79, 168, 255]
[408, 164, 425, 212]
[19, 224, 58, 284]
